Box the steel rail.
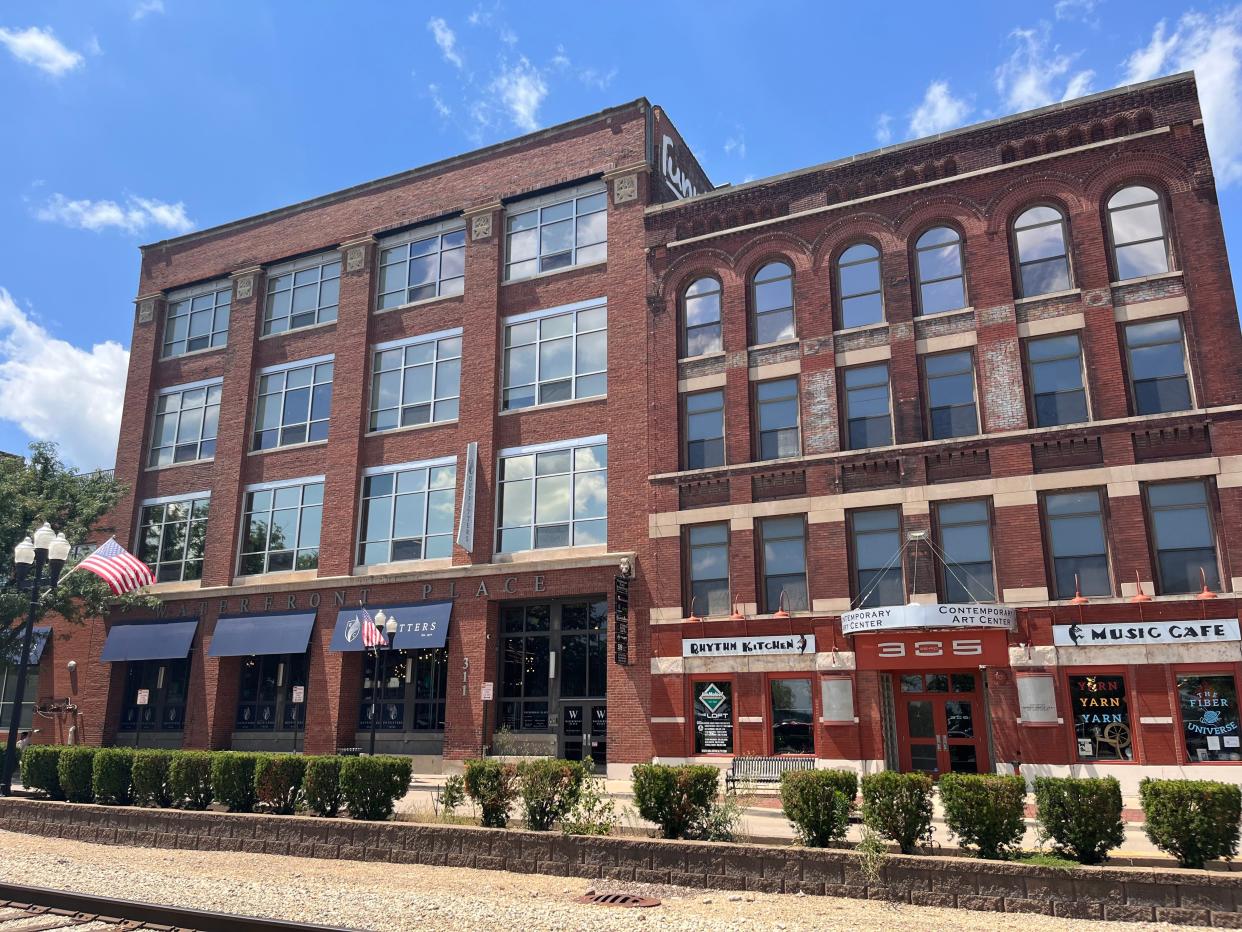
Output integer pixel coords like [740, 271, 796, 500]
[0, 881, 358, 932]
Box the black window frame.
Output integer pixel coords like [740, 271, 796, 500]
[753, 376, 801, 461]
[1011, 204, 1073, 298]
[843, 362, 893, 450]
[835, 241, 884, 330]
[1040, 488, 1113, 599]
[682, 388, 725, 470]
[749, 260, 796, 346]
[922, 349, 979, 440]
[933, 499, 997, 603]
[1122, 316, 1193, 416]
[684, 522, 731, 617]
[913, 225, 968, 316]
[1024, 331, 1090, 428]
[756, 514, 808, 614]
[682, 276, 723, 358]
[1143, 479, 1221, 595]
[848, 506, 905, 608]
[1106, 184, 1173, 282]
[118, 658, 190, 732]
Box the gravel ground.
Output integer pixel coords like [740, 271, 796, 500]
[0, 830, 1206, 932]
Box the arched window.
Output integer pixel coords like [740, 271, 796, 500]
[836, 243, 884, 329]
[1107, 185, 1171, 281]
[1013, 205, 1071, 297]
[914, 226, 966, 315]
[682, 277, 722, 357]
[751, 261, 795, 344]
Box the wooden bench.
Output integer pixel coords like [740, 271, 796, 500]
[725, 756, 815, 792]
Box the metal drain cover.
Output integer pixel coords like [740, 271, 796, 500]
[576, 892, 661, 908]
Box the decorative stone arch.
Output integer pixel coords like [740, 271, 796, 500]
[893, 194, 985, 240]
[730, 231, 813, 282]
[659, 248, 735, 305]
[983, 171, 1088, 236]
[1082, 150, 1193, 205]
[810, 212, 901, 274]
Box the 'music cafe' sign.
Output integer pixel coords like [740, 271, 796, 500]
[1053, 619, 1242, 647]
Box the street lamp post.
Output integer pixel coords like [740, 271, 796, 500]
[2, 523, 71, 796]
[367, 609, 398, 756]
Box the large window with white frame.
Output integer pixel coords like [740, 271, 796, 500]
[239, 477, 323, 575]
[505, 182, 607, 280]
[252, 356, 334, 451]
[163, 281, 231, 358]
[264, 252, 340, 335]
[377, 220, 466, 309]
[496, 436, 607, 553]
[501, 299, 606, 410]
[149, 378, 222, 468]
[836, 243, 884, 329]
[369, 329, 461, 432]
[137, 493, 210, 582]
[1107, 185, 1172, 281]
[358, 457, 457, 566]
[914, 226, 967, 315]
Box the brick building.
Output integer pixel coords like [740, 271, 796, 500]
[10, 72, 1242, 787]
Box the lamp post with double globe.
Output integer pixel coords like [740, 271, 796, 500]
[2, 522, 71, 795]
[368, 609, 398, 756]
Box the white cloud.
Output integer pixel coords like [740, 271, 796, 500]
[34, 193, 194, 236]
[0, 289, 128, 470]
[427, 17, 463, 69]
[995, 25, 1095, 112]
[132, 0, 164, 21]
[1054, 0, 1098, 23]
[1123, 8, 1242, 186]
[0, 25, 84, 76]
[875, 112, 894, 145]
[723, 133, 746, 159]
[428, 83, 451, 117]
[488, 57, 547, 132]
[908, 81, 972, 137]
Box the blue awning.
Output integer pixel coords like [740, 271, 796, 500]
[2, 626, 51, 665]
[100, 620, 198, 662]
[329, 600, 452, 652]
[208, 611, 316, 658]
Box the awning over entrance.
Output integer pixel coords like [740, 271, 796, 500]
[2, 626, 51, 665]
[329, 601, 452, 652]
[208, 611, 316, 658]
[100, 620, 199, 662]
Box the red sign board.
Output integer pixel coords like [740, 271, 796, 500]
[853, 630, 1010, 670]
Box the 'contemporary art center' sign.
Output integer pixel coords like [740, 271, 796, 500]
[841, 603, 1016, 636]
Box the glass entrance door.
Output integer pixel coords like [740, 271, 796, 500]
[894, 671, 986, 776]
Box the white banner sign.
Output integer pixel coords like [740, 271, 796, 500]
[683, 634, 815, 658]
[1053, 619, 1241, 647]
[455, 441, 478, 553]
[841, 603, 1016, 635]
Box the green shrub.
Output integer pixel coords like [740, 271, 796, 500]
[861, 771, 934, 855]
[631, 763, 720, 840]
[434, 773, 466, 818]
[561, 774, 619, 836]
[1034, 776, 1124, 865]
[91, 748, 134, 805]
[939, 773, 1027, 860]
[56, 747, 97, 803]
[168, 751, 213, 810]
[210, 752, 261, 813]
[463, 758, 519, 828]
[254, 754, 306, 815]
[302, 756, 343, 818]
[780, 769, 855, 847]
[517, 758, 587, 831]
[340, 755, 412, 821]
[130, 750, 174, 808]
[1140, 778, 1242, 869]
[19, 744, 63, 800]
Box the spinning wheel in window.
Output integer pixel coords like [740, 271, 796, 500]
[1099, 723, 1131, 757]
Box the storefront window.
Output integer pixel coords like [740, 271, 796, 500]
[1068, 674, 1133, 761]
[1177, 674, 1241, 762]
[358, 649, 448, 731]
[119, 659, 189, 731]
[770, 677, 814, 755]
[236, 654, 307, 731]
[0, 662, 39, 730]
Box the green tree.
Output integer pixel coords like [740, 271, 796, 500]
[0, 442, 158, 660]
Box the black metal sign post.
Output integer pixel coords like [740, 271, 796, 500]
[613, 574, 630, 666]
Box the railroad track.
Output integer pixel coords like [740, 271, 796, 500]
[0, 882, 357, 932]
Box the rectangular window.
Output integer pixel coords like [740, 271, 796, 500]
[377, 222, 466, 309]
[851, 507, 904, 607]
[236, 653, 306, 731]
[770, 678, 814, 755]
[358, 458, 457, 566]
[369, 329, 461, 432]
[253, 356, 334, 450]
[1068, 674, 1133, 761]
[755, 377, 800, 460]
[844, 363, 892, 449]
[1124, 318, 1192, 415]
[1027, 333, 1088, 427]
[925, 351, 978, 439]
[497, 437, 606, 553]
[499, 604, 551, 731]
[686, 523, 730, 616]
[684, 389, 725, 469]
[163, 283, 230, 357]
[359, 648, 450, 732]
[759, 516, 808, 613]
[1044, 490, 1110, 598]
[149, 379, 222, 467]
[264, 253, 340, 335]
[119, 658, 189, 732]
[502, 299, 607, 410]
[935, 500, 995, 602]
[1146, 480, 1220, 594]
[239, 478, 323, 575]
[559, 600, 608, 700]
[505, 183, 607, 280]
[137, 494, 210, 583]
[1177, 674, 1240, 762]
[0, 662, 39, 730]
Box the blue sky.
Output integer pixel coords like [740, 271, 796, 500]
[1, 0, 1241, 469]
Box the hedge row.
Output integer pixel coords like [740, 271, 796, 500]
[19, 746, 413, 821]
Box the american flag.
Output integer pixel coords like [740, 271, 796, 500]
[77, 537, 155, 595]
[359, 606, 387, 649]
